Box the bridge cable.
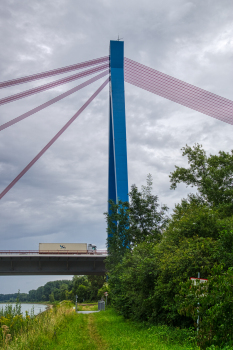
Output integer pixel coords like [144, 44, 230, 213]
[124, 59, 233, 123]
[124, 57, 233, 125]
[0, 77, 109, 200]
[0, 56, 109, 89]
[125, 59, 233, 112]
[125, 69, 233, 124]
[125, 61, 233, 120]
[0, 70, 109, 131]
[0, 63, 109, 106]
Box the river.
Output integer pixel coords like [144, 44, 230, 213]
[0, 303, 48, 316]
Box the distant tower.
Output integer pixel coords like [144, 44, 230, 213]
[108, 40, 129, 220]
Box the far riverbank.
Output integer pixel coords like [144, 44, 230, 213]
[0, 303, 48, 316]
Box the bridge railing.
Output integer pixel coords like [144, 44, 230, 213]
[0, 250, 108, 255]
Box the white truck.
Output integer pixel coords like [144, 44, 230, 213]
[39, 243, 96, 254]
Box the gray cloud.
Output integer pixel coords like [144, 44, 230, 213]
[1, 0, 233, 293]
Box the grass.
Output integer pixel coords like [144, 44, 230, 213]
[3, 305, 201, 349]
[77, 303, 98, 311]
[1, 303, 76, 350]
[4, 305, 100, 350]
[92, 308, 199, 350]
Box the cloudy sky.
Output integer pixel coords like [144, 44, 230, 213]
[1, 0, 233, 293]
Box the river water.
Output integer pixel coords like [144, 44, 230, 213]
[0, 303, 48, 316]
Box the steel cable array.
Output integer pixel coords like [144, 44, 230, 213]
[0, 70, 109, 131]
[0, 63, 109, 106]
[124, 57, 233, 125]
[0, 56, 109, 89]
[0, 78, 109, 200]
[1, 53, 233, 200]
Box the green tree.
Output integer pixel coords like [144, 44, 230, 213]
[177, 265, 233, 349]
[87, 275, 105, 301]
[59, 284, 69, 301]
[106, 174, 168, 269]
[72, 276, 91, 301]
[165, 195, 223, 244]
[36, 286, 44, 301]
[76, 285, 89, 301]
[106, 199, 131, 267]
[49, 292, 55, 303]
[169, 144, 233, 215]
[103, 146, 233, 348]
[109, 235, 220, 326]
[97, 283, 110, 301]
[129, 174, 168, 244]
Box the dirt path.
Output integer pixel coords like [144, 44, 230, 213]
[87, 313, 108, 350]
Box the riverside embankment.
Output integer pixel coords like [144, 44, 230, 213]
[0, 303, 200, 350]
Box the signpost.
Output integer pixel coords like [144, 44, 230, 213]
[104, 292, 108, 308]
[75, 294, 78, 312]
[190, 273, 208, 334]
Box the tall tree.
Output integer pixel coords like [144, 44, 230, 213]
[169, 144, 233, 215]
[130, 174, 168, 245]
[105, 174, 168, 268]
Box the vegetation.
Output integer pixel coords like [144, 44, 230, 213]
[106, 144, 233, 349]
[2, 144, 233, 349]
[105, 173, 168, 267]
[177, 265, 233, 349]
[0, 302, 77, 349]
[2, 305, 200, 350]
[93, 308, 198, 350]
[0, 275, 105, 303]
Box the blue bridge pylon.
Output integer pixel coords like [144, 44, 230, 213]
[108, 40, 129, 217]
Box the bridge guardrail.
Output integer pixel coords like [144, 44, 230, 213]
[0, 250, 108, 255]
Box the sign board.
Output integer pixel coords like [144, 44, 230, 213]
[104, 292, 108, 296]
[190, 277, 208, 285]
[190, 277, 208, 296]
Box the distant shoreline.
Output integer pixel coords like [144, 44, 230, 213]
[0, 302, 50, 306]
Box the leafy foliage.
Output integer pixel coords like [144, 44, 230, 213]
[177, 265, 233, 349]
[109, 236, 220, 327]
[105, 174, 168, 269]
[169, 144, 233, 215]
[0, 275, 105, 303]
[106, 145, 233, 349]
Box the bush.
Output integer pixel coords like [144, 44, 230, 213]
[177, 265, 233, 349]
[109, 236, 220, 327]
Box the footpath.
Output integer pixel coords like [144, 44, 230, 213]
[50, 307, 199, 350]
[51, 311, 107, 350]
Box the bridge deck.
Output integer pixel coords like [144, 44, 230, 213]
[0, 253, 107, 276]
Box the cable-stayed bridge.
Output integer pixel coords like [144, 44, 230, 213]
[0, 40, 233, 275]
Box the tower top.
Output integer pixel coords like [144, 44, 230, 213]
[110, 40, 124, 69]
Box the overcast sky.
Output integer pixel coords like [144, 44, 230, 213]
[1, 0, 233, 294]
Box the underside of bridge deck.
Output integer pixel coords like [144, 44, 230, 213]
[0, 254, 107, 276]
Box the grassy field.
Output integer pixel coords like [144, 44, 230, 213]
[77, 303, 98, 311]
[91, 309, 199, 350]
[2, 303, 201, 350]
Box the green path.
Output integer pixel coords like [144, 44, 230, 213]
[51, 313, 100, 350]
[92, 309, 198, 350]
[51, 309, 198, 350]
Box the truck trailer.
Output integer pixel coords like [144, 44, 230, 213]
[39, 243, 96, 254]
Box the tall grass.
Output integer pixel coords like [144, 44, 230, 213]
[92, 308, 200, 350]
[0, 301, 75, 350]
[6, 302, 99, 350]
[0, 301, 33, 348]
[0, 303, 210, 349]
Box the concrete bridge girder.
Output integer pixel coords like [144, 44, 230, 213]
[0, 255, 107, 276]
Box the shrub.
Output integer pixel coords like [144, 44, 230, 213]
[177, 265, 233, 349]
